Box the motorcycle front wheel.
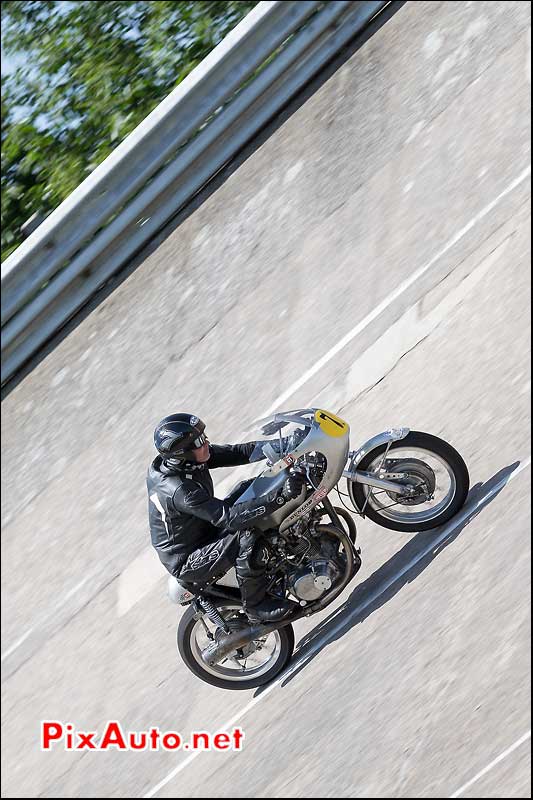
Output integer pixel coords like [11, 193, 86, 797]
[347, 431, 470, 532]
[177, 602, 294, 690]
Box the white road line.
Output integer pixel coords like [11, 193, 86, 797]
[144, 456, 531, 798]
[449, 730, 531, 798]
[0, 628, 35, 662]
[3, 164, 531, 663]
[321, 231, 511, 422]
[1, 572, 93, 662]
[259, 164, 531, 418]
[58, 574, 91, 604]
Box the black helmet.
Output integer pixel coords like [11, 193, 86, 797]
[154, 413, 207, 461]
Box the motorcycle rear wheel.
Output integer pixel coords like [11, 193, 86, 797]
[177, 602, 294, 690]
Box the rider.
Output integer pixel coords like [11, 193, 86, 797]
[147, 413, 306, 623]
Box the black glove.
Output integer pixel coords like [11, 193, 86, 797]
[282, 468, 306, 500]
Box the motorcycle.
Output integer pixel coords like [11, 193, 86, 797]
[168, 408, 470, 690]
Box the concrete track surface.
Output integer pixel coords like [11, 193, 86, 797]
[1, 2, 531, 797]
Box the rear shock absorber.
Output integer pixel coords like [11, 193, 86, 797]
[198, 597, 230, 633]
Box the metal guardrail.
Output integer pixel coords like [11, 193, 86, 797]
[1, 0, 389, 385]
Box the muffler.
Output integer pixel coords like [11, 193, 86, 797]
[201, 612, 305, 666]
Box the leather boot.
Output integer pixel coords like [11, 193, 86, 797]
[236, 531, 296, 623]
[236, 572, 296, 623]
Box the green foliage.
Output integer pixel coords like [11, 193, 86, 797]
[1, 0, 257, 260]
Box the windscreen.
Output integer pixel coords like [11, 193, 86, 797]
[246, 411, 314, 463]
[235, 410, 315, 503]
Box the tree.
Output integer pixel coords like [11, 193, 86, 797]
[1, 0, 257, 261]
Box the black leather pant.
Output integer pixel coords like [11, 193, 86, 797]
[178, 529, 270, 608]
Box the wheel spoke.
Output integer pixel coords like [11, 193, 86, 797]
[364, 446, 457, 525]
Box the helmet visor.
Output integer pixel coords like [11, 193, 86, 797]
[191, 432, 207, 449]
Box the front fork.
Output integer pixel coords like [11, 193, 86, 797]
[345, 468, 411, 518]
[343, 432, 412, 517]
[343, 468, 411, 495]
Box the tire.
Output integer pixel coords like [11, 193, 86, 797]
[177, 603, 295, 691]
[348, 431, 469, 533]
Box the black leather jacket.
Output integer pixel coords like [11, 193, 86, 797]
[147, 442, 281, 578]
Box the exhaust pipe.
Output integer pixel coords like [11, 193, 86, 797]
[201, 611, 306, 666]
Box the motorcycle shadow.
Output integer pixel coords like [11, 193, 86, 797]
[256, 460, 522, 695]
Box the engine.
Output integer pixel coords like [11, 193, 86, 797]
[282, 529, 343, 602]
[287, 559, 340, 601]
